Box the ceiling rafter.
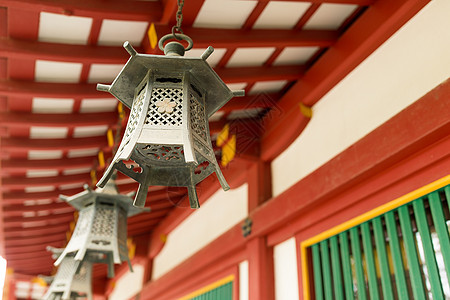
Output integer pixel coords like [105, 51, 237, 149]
[4, 213, 74, 226]
[0, 136, 109, 153]
[5, 241, 65, 255]
[4, 213, 73, 230]
[1, 173, 90, 189]
[0, 65, 299, 97]
[1, 0, 163, 21]
[0, 111, 117, 127]
[154, 26, 338, 49]
[4, 233, 66, 245]
[0, 157, 95, 171]
[0, 29, 337, 62]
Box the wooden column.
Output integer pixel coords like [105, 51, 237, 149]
[247, 237, 274, 300]
[248, 160, 272, 212]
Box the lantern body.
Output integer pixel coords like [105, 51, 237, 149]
[55, 185, 147, 278]
[42, 253, 92, 300]
[97, 43, 244, 209]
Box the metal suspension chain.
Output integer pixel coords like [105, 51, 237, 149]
[172, 0, 184, 39]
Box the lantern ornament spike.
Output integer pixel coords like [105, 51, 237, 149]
[96, 40, 244, 209]
[53, 179, 149, 278]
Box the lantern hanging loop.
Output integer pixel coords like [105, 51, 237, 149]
[159, 0, 193, 55]
[172, 0, 184, 38]
[158, 33, 193, 53]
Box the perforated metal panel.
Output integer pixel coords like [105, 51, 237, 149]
[145, 88, 183, 127]
[189, 93, 207, 142]
[137, 144, 185, 162]
[118, 83, 147, 154]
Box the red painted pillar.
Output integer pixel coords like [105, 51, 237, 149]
[247, 160, 272, 212]
[247, 237, 274, 300]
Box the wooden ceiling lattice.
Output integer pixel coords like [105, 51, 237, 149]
[0, 0, 429, 298]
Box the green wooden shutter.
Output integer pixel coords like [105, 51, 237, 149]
[309, 185, 450, 299]
[188, 281, 233, 300]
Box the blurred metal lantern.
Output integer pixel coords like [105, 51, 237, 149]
[54, 180, 148, 278]
[42, 247, 93, 300]
[96, 37, 244, 209]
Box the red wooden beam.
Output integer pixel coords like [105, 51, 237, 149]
[2, 205, 74, 217]
[4, 224, 68, 237]
[154, 26, 338, 49]
[0, 79, 100, 98]
[2, 188, 82, 203]
[3, 214, 74, 228]
[1, 173, 90, 189]
[220, 93, 281, 113]
[0, 157, 95, 171]
[4, 233, 66, 246]
[0, 37, 132, 64]
[218, 65, 303, 84]
[1, 29, 336, 61]
[0, 66, 300, 98]
[1, 0, 163, 21]
[261, 0, 431, 161]
[0, 112, 117, 127]
[5, 241, 65, 255]
[0, 137, 109, 154]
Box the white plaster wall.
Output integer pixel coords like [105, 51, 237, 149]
[108, 264, 144, 300]
[274, 237, 300, 300]
[272, 0, 450, 197]
[239, 260, 249, 300]
[152, 184, 248, 279]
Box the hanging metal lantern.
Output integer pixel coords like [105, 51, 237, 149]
[41, 247, 93, 300]
[96, 37, 244, 209]
[54, 181, 148, 278]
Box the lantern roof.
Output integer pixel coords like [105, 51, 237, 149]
[59, 183, 149, 218]
[104, 43, 236, 117]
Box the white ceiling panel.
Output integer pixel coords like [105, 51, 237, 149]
[194, 0, 257, 29]
[59, 183, 85, 190]
[253, 1, 311, 29]
[30, 126, 68, 139]
[183, 48, 227, 67]
[67, 148, 99, 158]
[24, 186, 56, 193]
[273, 46, 319, 66]
[80, 98, 118, 113]
[249, 80, 288, 94]
[24, 199, 52, 206]
[62, 167, 92, 175]
[73, 125, 108, 138]
[88, 64, 124, 83]
[35, 60, 82, 83]
[38, 12, 92, 45]
[227, 47, 276, 67]
[303, 4, 358, 30]
[28, 150, 63, 160]
[32, 97, 74, 113]
[226, 82, 248, 91]
[26, 170, 59, 178]
[98, 19, 149, 46]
